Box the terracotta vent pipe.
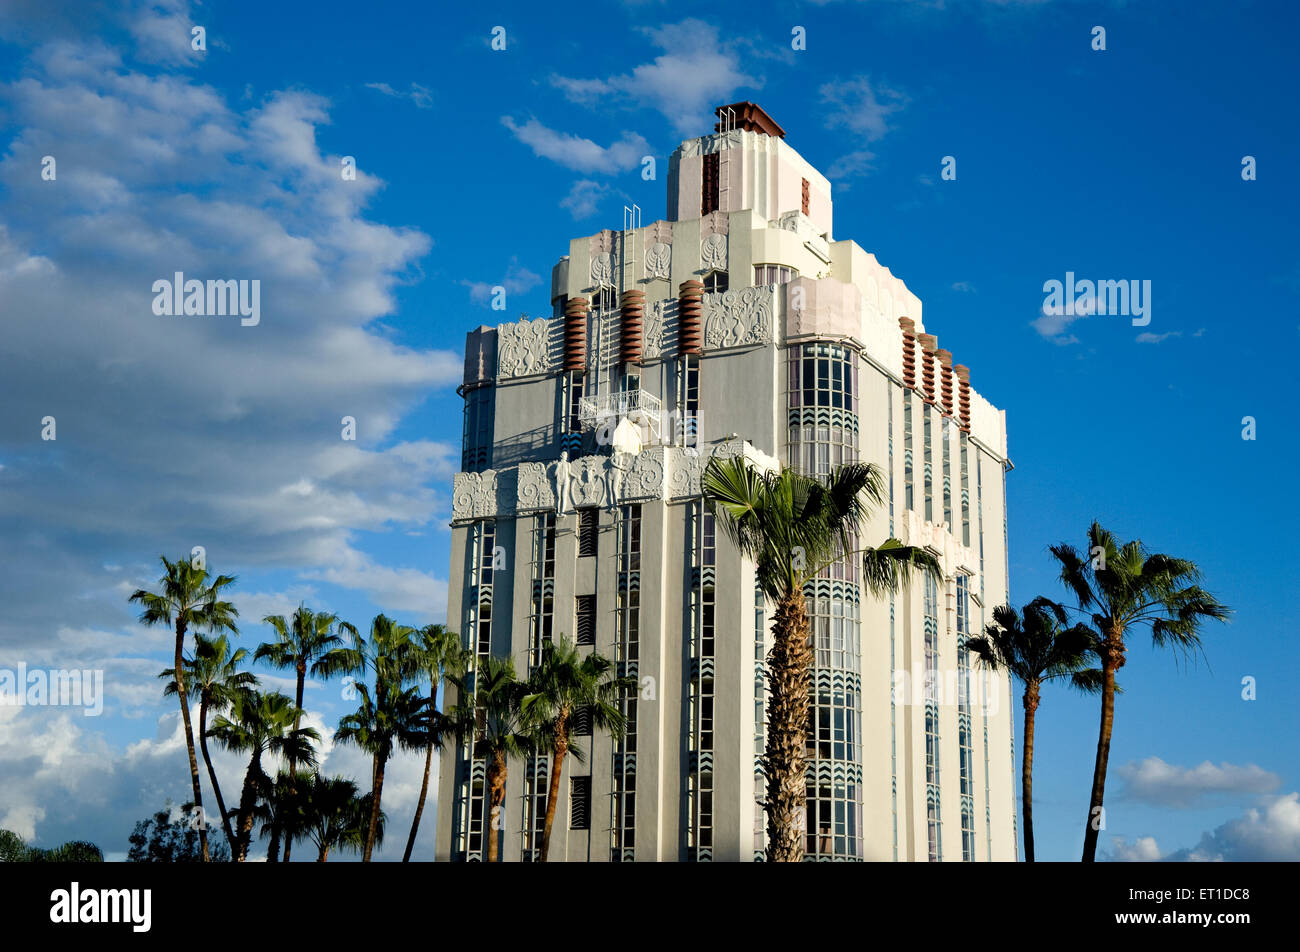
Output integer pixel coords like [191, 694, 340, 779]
[563, 297, 589, 373]
[678, 279, 704, 356]
[620, 289, 645, 367]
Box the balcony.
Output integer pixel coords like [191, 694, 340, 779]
[578, 389, 663, 441]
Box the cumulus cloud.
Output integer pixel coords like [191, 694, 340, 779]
[461, 258, 543, 307]
[550, 19, 758, 134]
[560, 179, 611, 220]
[1135, 331, 1181, 344]
[364, 82, 434, 110]
[1116, 757, 1281, 808]
[1108, 794, 1300, 862]
[1108, 835, 1163, 862]
[500, 117, 649, 174]
[0, 0, 461, 849]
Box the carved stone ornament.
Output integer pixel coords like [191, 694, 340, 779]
[644, 242, 671, 280]
[667, 446, 705, 498]
[701, 233, 727, 271]
[703, 286, 772, 350]
[496, 317, 551, 377]
[452, 470, 496, 521]
[590, 252, 614, 288]
[621, 449, 666, 501]
[515, 461, 555, 512]
[643, 299, 664, 360]
[569, 455, 610, 508]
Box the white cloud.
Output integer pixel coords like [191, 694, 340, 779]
[1135, 331, 1181, 344]
[1170, 793, 1300, 861]
[1116, 757, 1281, 808]
[560, 179, 610, 220]
[1108, 835, 1164, 862]
[500, 117, 649, 174]
[550, 19, 758, 134]
[461, 258, 543, 306]
[819, 76, 907, 180]
[364, 82, 434, 110]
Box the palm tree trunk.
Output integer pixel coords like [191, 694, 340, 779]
[284, 662, 306, 863]
[174, 618, 209, 862]
[234, 754, 262, 863]
[317, 844, 329, 862]
[539, 716, 569, 862]
[486, 751, 508, 862]
[198, 696, 236, 857]
[1021, 681, 1040, 863]
[403, 740, 435, 862]
[402, 673, 444, 862]
[267, 821, 281, 862]
[363, 755, 386, 862]
[1082, 638, 1123, 862]
[764, 588, 812, 863]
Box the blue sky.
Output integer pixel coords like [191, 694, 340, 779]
[0, 0, 1296, 861]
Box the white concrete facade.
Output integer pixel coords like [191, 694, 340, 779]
[437, 105, 1017, 862]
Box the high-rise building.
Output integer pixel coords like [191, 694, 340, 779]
[437, 102, 1017, 861]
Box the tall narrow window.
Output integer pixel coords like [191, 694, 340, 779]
[923, 407, 934, 523]
[578, 508, 598, 557]
[801, 177, 810, 215]
[957, 574, 975, 861]
[566, 371, 586, 434]
[904, 391, 914, 512]
[702, 152, 720, 216]
[575, 594, 596, 646]
[461, 385, 493, 473]
[681, 354, 700, 447]
[528, 513, 556, 669]
[943, 418, 953, 530]
[569, 777, 591, 830]
[612, 503, 641, 861]
[924, 572, 942, 862]
[687, 502, 716, 860]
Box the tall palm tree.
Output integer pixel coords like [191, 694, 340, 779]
[255, 769, 312, 862]
[1050, 521, 1229, 862]
[335, 680, 426, 862]
[703, 457, 941, 862]
[451, 654, 531, 862]
[965, 597, 1101, 862]
[521, 635, 632, 862]
[402, 623, 467, 862]
[160, 633, 255, 855]
[207, 689, 320, 862]
[255, 605, 356, 860]
[130, 555, 240, 862]
[298, 774, 383, 862]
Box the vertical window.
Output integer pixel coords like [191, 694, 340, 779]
[924, 408, 934, 523]
[569, 777, 591, 830]
[961, 432, 971, 547]
[788, 342, 857, 477]
[687, 502, 717, 860]
[575, 594, 596, 646]
[957, 574, 975, 861]
[578, 507, 598, 557]
[701, 152, 719, 216]
[571, 705, 592, 736]
[801, 177, 810, 215]
[702, 270, 728, 293]
[924, 572, 942, 862]
[529, 513, 556, 669]
[753, 264, 797, 285]
[943, 418, 953, 530]
[681, 354, 700, 447]
[566, 371, 586, 434]
[612, 504, 641, 861]
[461, 385, 493, 473]
[904, 391, 914, 512]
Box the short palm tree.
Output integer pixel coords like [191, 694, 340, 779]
[965, 597, 1100, 862]
[703, 457, 941, 862]
[521, 635, 633, 862]
[130, 555, 240, 862]
[402, 623, 467, 862]
[335, 680, 426, 862]
[256, 605, 356, 860]
[207, 689, 320, 862]
[160, 633, 255, 855]
[452, 654, 531, 862]
[298, 774, 383, 862]
[1050, 521, 1229, 862]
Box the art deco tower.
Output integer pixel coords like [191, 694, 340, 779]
[437, 103, 1017, 861]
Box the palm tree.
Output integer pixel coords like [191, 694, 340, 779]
[1050, 521, 1229, 862]
[298, 774, 383, 861]
[402, 623, 467, 862]
[965, 597, 1101, 862]
[256, 769, 312, 862]
[703, 457, 941, 862]
[207, 689, 320, 862]
[451, 654, 531, 862]
[521, 635, 632, 862]
[129, 555, 240, 862]
[255, 605, 356, 860]
[160, 633, 255, 856]
[335, 680, 426, 862]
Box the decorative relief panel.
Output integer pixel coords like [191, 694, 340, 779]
[643, 299, 665, 361]
[621, 449, 666, 501]
[703, 286, 773, 350]
[590, 252, 614, 288]
[667, 447, 705, 498]
[515, 461, 555, 513]
[496, 317, 552, 378]
[452, 469, 515, 521]
[644, 242, 671, 280]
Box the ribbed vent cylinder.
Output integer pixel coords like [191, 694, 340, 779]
[620, 289, 646, 367]
[564, 297, 589, 373]
[937, 349, 955, 416]
[899, 317, 917, 390]
[678, 279, 704, 356]
[954, 365, 972, 432]
[918, 333, 938, 404]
